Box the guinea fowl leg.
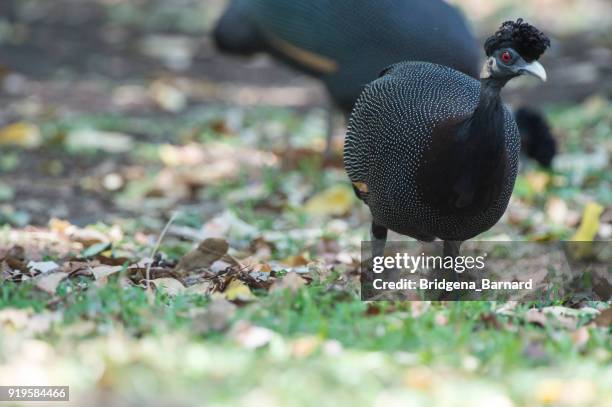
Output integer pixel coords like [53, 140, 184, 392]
[439, 240, 463, 300]
[443, 240, 462, 261]
[361, 222, 388, 299]
[323, 105, 346, 160]
[323, 108, 334, 159]
[371, 222, 388, 259]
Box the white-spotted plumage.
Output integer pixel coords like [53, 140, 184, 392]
[344, 62, 520, 241]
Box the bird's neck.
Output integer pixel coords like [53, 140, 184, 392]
[459, 78, 507, 148]
[418, 78, 509, 213]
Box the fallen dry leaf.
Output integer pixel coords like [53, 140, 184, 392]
[304, 185, 354, 217]
[410, 301, 431, 318]
[232, 321, 276, 349]
[149, 80, 187, 112]
[0, 308, 61, 335]
[525, 171, 550, 194]
[82, 242, 111, 258]
[35, 272, 68, 294]
[434, 313, 448, 326]
[281, 253, 309, 267]
[224, 279, 256, 302]
[49, 218, 72, 234]
[192, 296, 236, 334]
[69, 228, 110, 246]
[526, 306, 588, 330]
[0, 122, 41, 148]
[525, 308, 548, 326]
[543, 306, 589, 330]
[65, 129, 134, 153]
[27, 260, 60, 274]
[155, 143, 278, 193]
[546, 197, 569, 225]
[185, 282, 212, 296]
[571, 202, 604, 242]
[159, 143, 205, 167]
[523, 341, 548, 361]
[174, 238, 229, 277]
[0, 308, 30, 329]
[270, 272, 306, 293]
[139, 35, 195, 70]
[479, 313, 504, 330]
[535, 379, 564, 405]
[402, 367, 435, 391]
[592, 308, 612, 327]
[291, 336, 322, 359]
[570, 326, 590, 347]
[91, 265, 123, 280]
[152, 278, 185, 296]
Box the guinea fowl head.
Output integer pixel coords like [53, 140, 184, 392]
[213, 0, 262, 55]
[481, 19, 550, 83]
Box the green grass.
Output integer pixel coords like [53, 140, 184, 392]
[1, 94, 610, 405]
[1, 277, 609, 405]
[3, 277, 609, 365]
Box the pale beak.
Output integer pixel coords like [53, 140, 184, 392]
[519, 60, 547, 82]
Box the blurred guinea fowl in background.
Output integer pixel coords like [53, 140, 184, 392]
[213, 0, 556, 167]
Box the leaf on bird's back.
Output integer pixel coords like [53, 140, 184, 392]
[353, 182, 368, 193]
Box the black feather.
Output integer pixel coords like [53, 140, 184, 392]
[484, 18, 550, 62]
[515, 107, 557, 167]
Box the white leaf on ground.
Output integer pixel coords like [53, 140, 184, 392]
[27, 261, 60, 274]
[139, 35, 195, 71]
[185, 282, 212, 296]
[0, 308, 61, 335]
[0, 308, 30, 329]
[201, 210, 259, 240]
[91, 265, 123, 280]
[270, 272, 306, 293]
[35, 272, 68, 294]
[65, 129, 134, 153]
[232, 321, 276, 349]
[152, 278, 186, 296]
[149, 81, 187, 112]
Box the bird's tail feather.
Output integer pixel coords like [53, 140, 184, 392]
[514, 107, 557, 168]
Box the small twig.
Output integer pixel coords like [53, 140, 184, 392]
[146, 212, 178, 292]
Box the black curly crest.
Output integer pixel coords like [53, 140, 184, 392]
[484, 18, 550, 62]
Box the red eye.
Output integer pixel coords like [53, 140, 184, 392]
[501, 51, 512, 63]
